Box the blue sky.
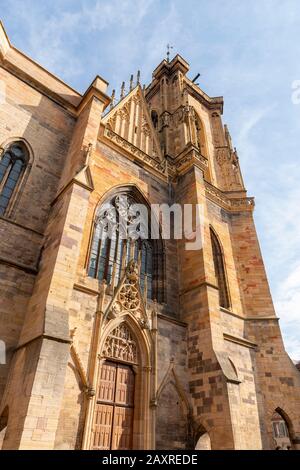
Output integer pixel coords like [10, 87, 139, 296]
[1, 0, 300, 359]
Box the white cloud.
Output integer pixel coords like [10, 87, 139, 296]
[235, 106, 274, 165]
[3, 0, 154, 83]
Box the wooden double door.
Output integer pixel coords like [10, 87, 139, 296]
[91, 361, 135, 450]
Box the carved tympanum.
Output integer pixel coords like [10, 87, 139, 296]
[102, 323, 138, 363]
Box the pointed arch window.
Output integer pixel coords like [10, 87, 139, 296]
[88, 192, 163, 302]
[0, 142, 29, 216]
[210, 228, 230, 309]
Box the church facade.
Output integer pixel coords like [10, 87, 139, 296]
[0, 22, 299, 450]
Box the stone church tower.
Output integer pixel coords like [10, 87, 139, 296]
[0, 22, 299, 450]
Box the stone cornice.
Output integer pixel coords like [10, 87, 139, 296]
[205, 181, 255, 212]
[220, 307, 279, 322]
[179, 281, 219, 297]
[102, 128, 168, 182]
[185, 79, 224, 113]
[169, 145, 209, 179]
[73, 282, 99, 296]
[223, 333, 258, 349]
[157, 313, 187, 328]
[15, 333, 72, 352]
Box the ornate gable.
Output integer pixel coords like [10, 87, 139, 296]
[104, 260, 151, 330]
[102, 86, 165, 173]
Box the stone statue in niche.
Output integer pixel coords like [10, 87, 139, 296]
[161, 112, 170, 127]
[126, 260, 139, 283]
[211, 112, 221, 146]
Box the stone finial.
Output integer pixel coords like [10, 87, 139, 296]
[120, 81, 125, 99]
[232, 147, 239, 168]
[126, 259, 139, 283]
[130, 74, 134, 92]
[137, 70, 140, 86]
[110, 89, 115, 109]
[224, 124, 233, 151]
[166, 43, 173, 63]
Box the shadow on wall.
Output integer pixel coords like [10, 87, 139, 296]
[156, 380, 190, 450]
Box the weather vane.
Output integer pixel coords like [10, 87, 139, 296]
[166, 44, 173, 63]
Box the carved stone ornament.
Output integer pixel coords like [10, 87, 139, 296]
[104, 128, 167, 175]
[107, 260, 141, 316]
[102, 323, 138, 363]
[183, 105, 195, 121]
[104, 258, 151, 330]
[116, 260, 140, 311]
[204, 181, 254, 212]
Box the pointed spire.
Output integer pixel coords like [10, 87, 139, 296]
[129, 74, 134, 92]
[136, 70, 140, 86]
[110, 89, 115, 109]
[166, 44, 173, 63]
[120, 81, 125, 99]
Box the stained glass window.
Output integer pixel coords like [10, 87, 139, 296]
[88, 193, 161, 301]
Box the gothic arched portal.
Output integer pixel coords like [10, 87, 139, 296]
[85, 313, 153, 451]
[90, 323, 138, 450]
